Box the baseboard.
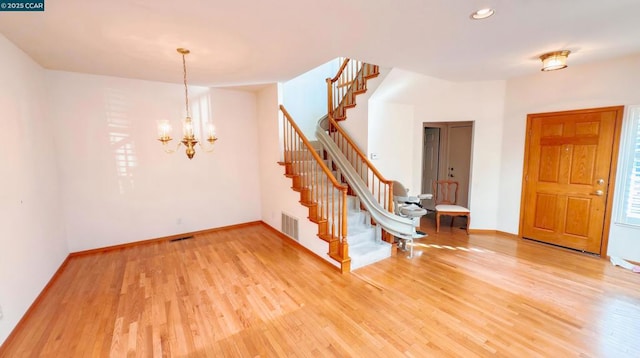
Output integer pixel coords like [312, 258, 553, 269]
[468, 229, 495, 235]
[496, 230, 521, 239]
[0, 255, 72, 354]
[69, 221, 262, 257]
[468, 229, 520, 239]
[607, 255, 640, 267]
[259, 221, 339, 271]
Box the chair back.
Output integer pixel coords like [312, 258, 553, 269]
[392, 180, 409, 197]
[432, 180, 460, 205]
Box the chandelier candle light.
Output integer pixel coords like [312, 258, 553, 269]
[157, 48, 217, 159]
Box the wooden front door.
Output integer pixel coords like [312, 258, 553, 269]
[520, 106, 623, 254]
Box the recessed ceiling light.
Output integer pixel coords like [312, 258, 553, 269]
[470, 8, 495, 20]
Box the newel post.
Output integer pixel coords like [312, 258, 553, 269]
[387, 181, 394, 213]
[326, 78, 333, 116]
[340, 189, 349, 259]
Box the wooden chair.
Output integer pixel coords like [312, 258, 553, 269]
[432, 180, 470, 234]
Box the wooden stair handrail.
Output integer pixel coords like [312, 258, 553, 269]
[327, 57, 359, 117]
[280, 105, 348, 192]
[327, 58, 348, 115]
[325, 114, 394, 212]
[328, 57, 351, 84]
[326, 114, 391, 187]
[280, 105, 350, 272]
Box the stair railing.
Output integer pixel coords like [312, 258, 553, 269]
[322, 115, 394, 214]
[280, 105, 350, 271]
[316, 118, 414, 242]
[326, 57, 379, 120]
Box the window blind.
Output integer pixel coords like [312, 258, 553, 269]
[618, 105, 640, 226]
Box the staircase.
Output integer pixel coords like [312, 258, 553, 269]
[279, 57, 406, 273]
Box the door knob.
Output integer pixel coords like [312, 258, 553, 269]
[590, 190, 604, 196]
[596, 178, 605, 185]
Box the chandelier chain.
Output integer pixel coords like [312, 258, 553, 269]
[182, 52, 190, 118]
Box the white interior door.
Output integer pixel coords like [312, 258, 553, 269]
[447, 124, 472, 207]
[422, 127, 440, 210]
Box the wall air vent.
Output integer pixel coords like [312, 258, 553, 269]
[281, 212, 299, 241]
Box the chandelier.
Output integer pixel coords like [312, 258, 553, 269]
[157, 48, 217, 159]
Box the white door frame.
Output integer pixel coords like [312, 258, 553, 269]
[422, 121, 474, 207]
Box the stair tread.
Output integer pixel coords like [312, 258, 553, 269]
[350, 241, 392, 270]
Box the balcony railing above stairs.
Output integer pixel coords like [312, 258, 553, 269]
[327, 58, 379, 121]
[279, 105, 351, 273]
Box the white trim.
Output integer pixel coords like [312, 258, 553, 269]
[614, 105, 640, 227]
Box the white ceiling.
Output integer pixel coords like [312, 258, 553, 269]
[1, 0, 639, 86]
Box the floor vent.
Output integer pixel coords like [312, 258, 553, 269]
[170, 235, 194, 242]
[281, 213, 299, 241]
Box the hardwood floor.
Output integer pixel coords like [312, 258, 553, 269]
[2, 220, 639, 357]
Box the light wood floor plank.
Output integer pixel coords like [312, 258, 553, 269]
[1, 221, 640, 357]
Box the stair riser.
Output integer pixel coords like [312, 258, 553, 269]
[349, 229, 375, 246]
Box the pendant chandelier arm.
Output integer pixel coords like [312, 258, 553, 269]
[160, 140, 182, 154]
[198, 140, 217, 153]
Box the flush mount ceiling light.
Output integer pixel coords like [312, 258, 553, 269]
[539, 50, 571, 71]
[470, 8, 495, 20]
[157, 48, 218, 159]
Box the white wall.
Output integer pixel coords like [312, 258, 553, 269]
[368, 101, 415, 187]
[501, 53, 640, 262]
[47, 71, 262, 252]
[0, 36, 68, 345]
[282, 59, 339, 139]
[256, 84, 339, 267]
[369, 68, 506, 230]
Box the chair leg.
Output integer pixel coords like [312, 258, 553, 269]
[436, 213, 441, 233]
[450, 216, 454, 228]
[466, 215, 470, 235]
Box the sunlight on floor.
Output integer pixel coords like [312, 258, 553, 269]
[409, 242, 491, 253]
